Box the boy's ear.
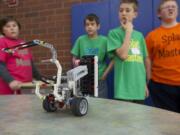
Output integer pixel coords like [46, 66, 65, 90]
[134, 11, 138, 18]
[157, 11, 162, 20]
[97, 24, 100, 30]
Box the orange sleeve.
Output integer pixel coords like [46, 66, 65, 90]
[145, 33, 154, 61]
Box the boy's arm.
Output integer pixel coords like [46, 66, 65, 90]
[31, 61, 42, 80]
[116, 22, 133, 60]
[145, 33, 153, 83]
[71, 37, 81, 67]
[145, 56, 151, 83]
[0, 61, 14, 83]
[101, 60, 114, 80]
[31, 61, 57, 83]
[145, 56, 151, 98]
[0, 61, 22, 90]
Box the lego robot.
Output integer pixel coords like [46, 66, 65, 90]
[2, 40, 98, 116]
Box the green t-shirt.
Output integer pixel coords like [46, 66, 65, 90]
[108, 27, 148, 100]
[71, 35, 108, 79]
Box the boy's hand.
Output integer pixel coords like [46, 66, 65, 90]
[100, 74, 107, 81]
[145, 85, 149, 98]
[121, 19, 133, 33]
[74, 59, 80, 67]
[9, 80, 22, 90]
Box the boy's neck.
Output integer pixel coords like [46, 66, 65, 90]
[161, 20, 178, 28]
[5, 36, 19, 40]
[88, 33, 98, 39]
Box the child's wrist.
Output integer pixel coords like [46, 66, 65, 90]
[126, 29, 133, 33]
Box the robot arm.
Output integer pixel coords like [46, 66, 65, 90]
[1, 40, 57, 61]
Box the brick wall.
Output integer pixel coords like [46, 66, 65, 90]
[0, 0, 98, 76]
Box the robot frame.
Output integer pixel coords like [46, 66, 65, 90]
[2, 40, 98, 116]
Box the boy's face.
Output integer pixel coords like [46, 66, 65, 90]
[85, 19, 100, 37]
[119, 3, 137, 24]
[158, 1, 178, 22]
[3, 21, 19, 39]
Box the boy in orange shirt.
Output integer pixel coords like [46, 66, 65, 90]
[146, 0, 180, 112]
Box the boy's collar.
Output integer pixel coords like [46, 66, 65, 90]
[87, 34, 98, 39]
[119, 26, 134, 32]
[161, 21, 178, 28]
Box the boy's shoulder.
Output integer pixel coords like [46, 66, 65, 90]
[78, 35, 107, 41]
[0, 36, 6, 41]
[81, 34, 107, 39]
[77, 35, 88, 40]
[146, 26, 163, 38]
[177, 23, 180, 27]
[0, 37, 8, 48]
[133, 29, 144, 37]
[147, 23, 180, 37]
[109, 27, 144, 38]
[146, 23, 180, 37]
[109, 27, 122, 33]
[108, 27, 124, 38]
[0, 36, 23, 42]
[0, 37, 9, 45]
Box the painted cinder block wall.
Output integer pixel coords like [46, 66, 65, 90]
[0, 0, 97, 76]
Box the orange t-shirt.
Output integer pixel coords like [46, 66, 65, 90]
[146, 23, 180, 86]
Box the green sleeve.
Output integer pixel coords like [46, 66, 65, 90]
[140, 34, 148, 58]
[103, 37, 113, 59]
[71, 37, 80, 57]
[107, 30, 122, 52]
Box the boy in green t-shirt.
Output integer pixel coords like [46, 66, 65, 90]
[71, 13, 113, 98]
[107, 0, 150, 103]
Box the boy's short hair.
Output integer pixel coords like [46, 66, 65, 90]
[158, 0, 177, 12]
[84, 13, 100, 25]
[0, 16, 21, 35]
[120, 0, 139, 11]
